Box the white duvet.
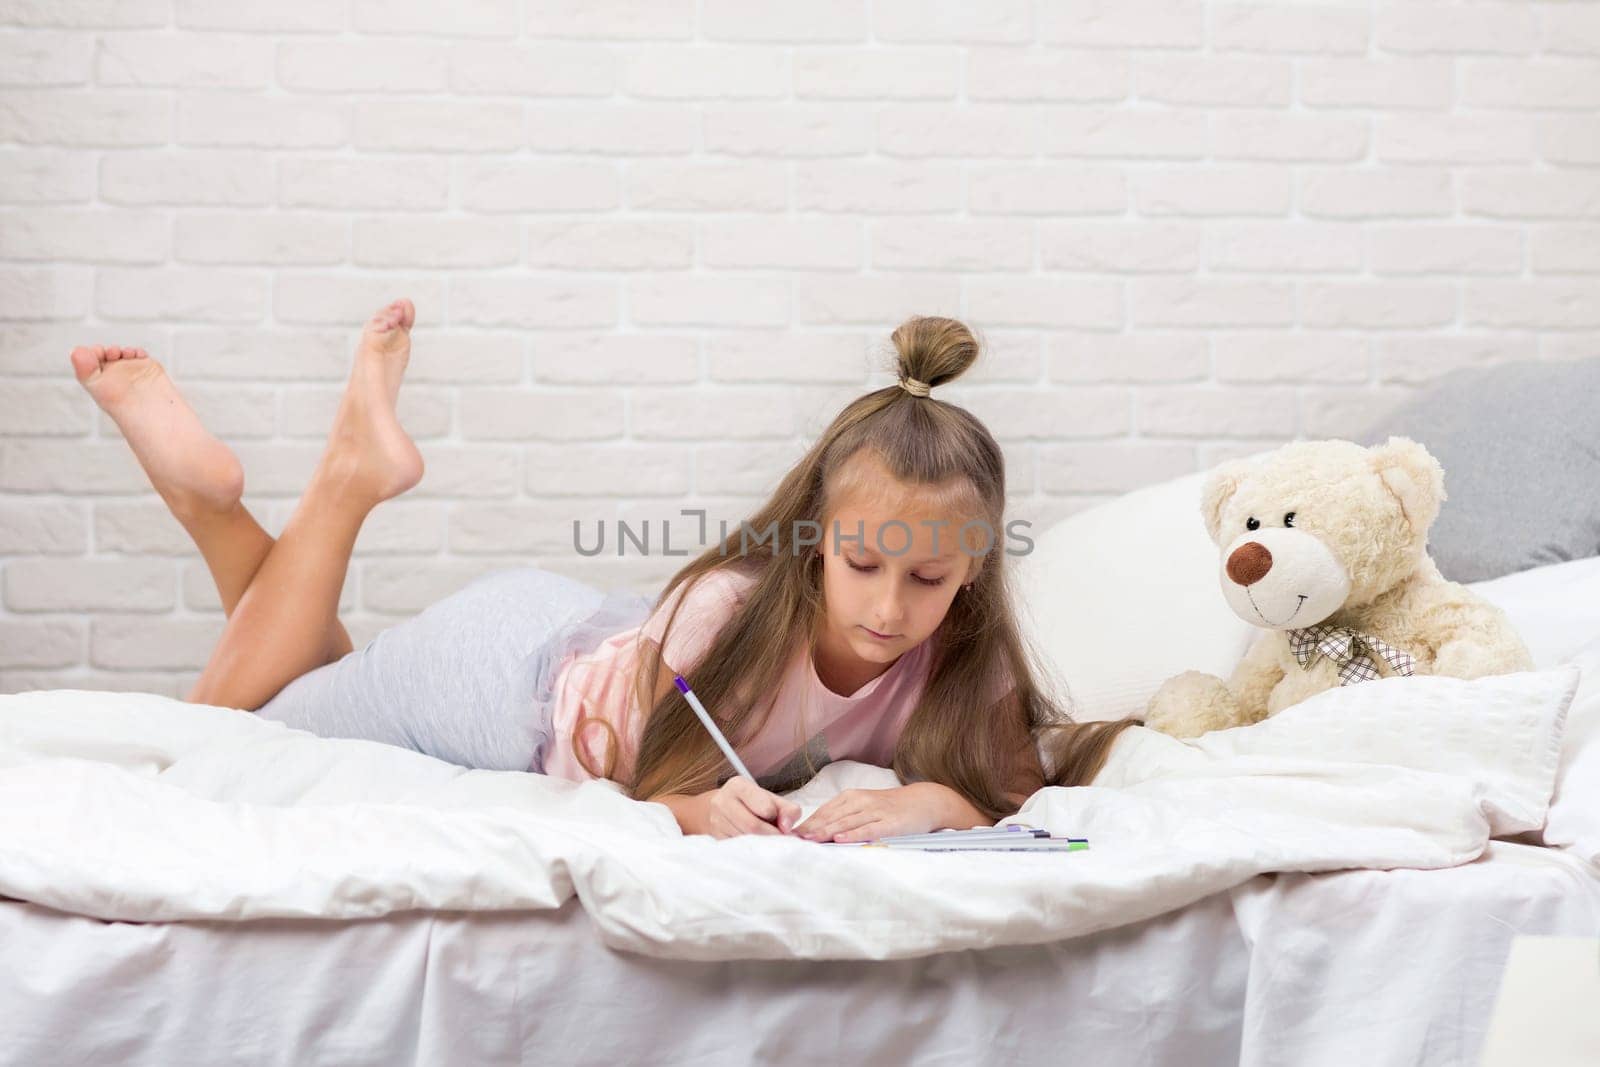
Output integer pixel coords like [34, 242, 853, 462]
[0, 666, 1577, 963]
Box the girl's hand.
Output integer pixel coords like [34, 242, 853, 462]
[705, 777, 802, 839]
[791, 783, 953, 843]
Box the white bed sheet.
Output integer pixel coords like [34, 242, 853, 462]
[3, 840, 1592, 1066]
[0, 887, 1250, 1066]
[1228, 841, 1600, 1067]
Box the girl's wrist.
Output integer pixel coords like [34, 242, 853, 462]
[911, 781, 989, 831]
[648, 789, 714, 835]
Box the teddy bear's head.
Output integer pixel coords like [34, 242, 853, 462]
[1199, 437, 1446, 630]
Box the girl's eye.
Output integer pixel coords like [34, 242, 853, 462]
[845, 558, 946, 587]
[1246, 517, 1260, 531]
[1284, 512, 1296, 528]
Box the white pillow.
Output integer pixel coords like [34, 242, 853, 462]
[1469, 555, 1600, 864]
[1012, 471, 1256, 722]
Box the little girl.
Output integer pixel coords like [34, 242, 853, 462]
[70, 303, 1139, 841]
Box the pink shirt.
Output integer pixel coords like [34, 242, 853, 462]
[540, 566, 935, 791]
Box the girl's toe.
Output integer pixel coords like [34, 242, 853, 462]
[68, 346, 100, 381]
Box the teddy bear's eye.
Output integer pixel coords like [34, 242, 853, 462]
[1246, 517, 1260, 532]
[1284, 512, 1296, 528]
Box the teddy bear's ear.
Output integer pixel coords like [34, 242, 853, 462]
[1200, 462, 1245, 544]
[1370, 436, 1446, 533]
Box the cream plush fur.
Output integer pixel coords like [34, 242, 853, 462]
[1144, 437, 1534, 738]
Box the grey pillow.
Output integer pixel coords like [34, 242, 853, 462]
[1359, 357, 1600, 583]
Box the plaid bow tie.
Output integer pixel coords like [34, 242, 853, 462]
[1287, 624, 1416, 686]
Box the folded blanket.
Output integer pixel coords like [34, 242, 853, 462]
[0, 668, 1576, 962]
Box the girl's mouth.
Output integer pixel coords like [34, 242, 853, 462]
[861, 626, 898, 641]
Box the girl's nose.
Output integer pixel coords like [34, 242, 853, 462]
[874, 595, 904, 628]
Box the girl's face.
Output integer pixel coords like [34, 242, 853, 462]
[814, 486, 978, 669]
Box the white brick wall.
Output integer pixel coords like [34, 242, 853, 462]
[1, 0, 1597, 695]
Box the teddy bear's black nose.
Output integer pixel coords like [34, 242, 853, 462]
[1227, 542, 1273, 586]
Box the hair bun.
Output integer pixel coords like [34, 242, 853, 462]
[889, 316, 980, 396]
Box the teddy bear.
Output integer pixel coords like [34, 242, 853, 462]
[1143, 436, 1534, 739]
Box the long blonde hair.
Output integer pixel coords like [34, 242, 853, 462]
[578, 315, 1140, 821]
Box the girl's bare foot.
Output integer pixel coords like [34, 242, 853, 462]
[69, 344, 245, 518]
[318, 298, 424, 506]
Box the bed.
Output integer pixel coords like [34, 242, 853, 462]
[1, 837, 1593, 1066]
[2, 544, 1596, 1066]
[0, 887, 1252, 1065]
[5, 355, 1600, 1066]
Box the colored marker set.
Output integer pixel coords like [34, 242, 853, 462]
[823, 823, 1089, 852]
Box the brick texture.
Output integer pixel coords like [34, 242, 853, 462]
[2, 1, 1596, 690]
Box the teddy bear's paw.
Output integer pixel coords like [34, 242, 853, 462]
[1144, 671, 1241, 739]
[1433, 637, 1536, 679]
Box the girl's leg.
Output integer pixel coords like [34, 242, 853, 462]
[186, 462, 381, 710]
[70, 298, 419, 709]
[186, 298, 422, 710]
[69, 344, 355, 662]
[180, 502, 356, 663]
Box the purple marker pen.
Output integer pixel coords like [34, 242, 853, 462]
[673, 675, 756, 782]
